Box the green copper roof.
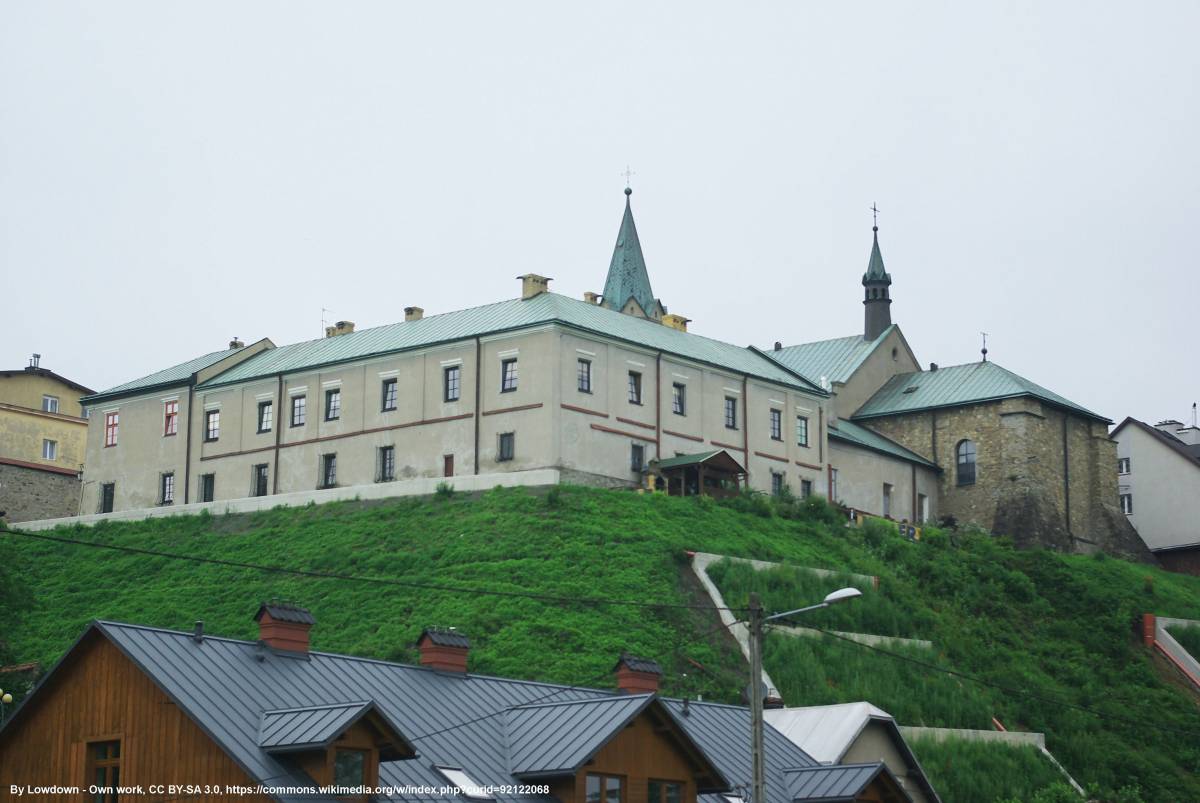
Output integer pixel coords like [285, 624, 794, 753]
[200, 292, 824, 394]
[768, 326, 896, 386]
[601, 190, 659, 316]
[862, 227, 891, 285]
[853, 360, 1109, 423]
[828, 419, 938, 469]
[83, 346, 246, 404]
[652, 449, 747, 472]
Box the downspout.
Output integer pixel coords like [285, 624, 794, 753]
[473, 337, 482, 475]
[655, 352, 662, 456]
[742, 374, 749, 483]
[272, 373, 283, 495]
[183, 381, 195, 504]
[911, 463, 917, 522]
[1062, 416, 1071, 535]
[930, 410, 938, 463]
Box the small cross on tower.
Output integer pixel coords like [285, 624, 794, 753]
[622, 165, 636, 189]
[870, 202, 880, 229]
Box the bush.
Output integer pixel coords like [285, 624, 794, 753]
[434, 481, 455, 499]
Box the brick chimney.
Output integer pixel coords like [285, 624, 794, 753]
[583, 291, 600, 304]
[614, 654, 661, 694]
[405, 306, 424, 322]
[254, 602, 315, 653]
[325, 320, 355, 338]
[417, 628, 470, 673]
[662, 314, 690, 333]
[517, 274, 552, 300]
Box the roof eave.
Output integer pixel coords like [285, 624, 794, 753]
[854, 393, 1111, 425]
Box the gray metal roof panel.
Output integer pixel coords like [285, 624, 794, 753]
[784, 764, 892, 802]
[615, 655, 662, 675]
[827, 420, 938, 470]
[259, 701, 371, 751]
[83, 347, 245, 403]
[768, 327, 895, 387]
[257, 602, 317, 625]
[420, 628, 472, 649]
[506, 695, 652, 776]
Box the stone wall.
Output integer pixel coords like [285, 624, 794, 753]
[0, 462, 80, 523]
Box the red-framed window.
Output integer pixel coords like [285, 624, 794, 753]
[164, 400, 179, 436]
[104, 412, 119, 447]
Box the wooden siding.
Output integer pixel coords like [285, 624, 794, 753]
[558, 711, 702, 803]
[0, 632, 270, 803]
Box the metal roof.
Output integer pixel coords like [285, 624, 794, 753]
[83, 346, 246, 403]
[198, 293, 822, 394]
[827, 420, 938, 470]
[764, 703, 891, 765]
[257, 602, 317, 625]
[783, 764, 904, 803]
[3, 621, 842, 803]
[601, 189, 659, 316]
[260, 701, 376, 752]
[506, 695, 655, 777]
[768, 327, 895, 387]
[614, 654, 662, 675]
[1111, 417, 1200, 469]
[419, 628, 472, 649]
[853, 360, 1108, 423]
[653, 450, 724, 470]
[862, 228, 891, 286]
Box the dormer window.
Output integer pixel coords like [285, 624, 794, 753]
[335, 749, 367, 787]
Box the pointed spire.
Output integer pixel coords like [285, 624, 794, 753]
[862, 226, 892, 285]
[862, 218, 893, 341]
[601, 187, 663, 319]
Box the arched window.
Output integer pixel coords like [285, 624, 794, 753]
[956, 440, 977, 486]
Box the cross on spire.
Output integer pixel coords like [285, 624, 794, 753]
[981, 331, 989, 362]
[870, 202, 880, 230]
[622, 165, 636, 189]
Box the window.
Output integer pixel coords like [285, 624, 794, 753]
[672, 383, 686, 415]
[199, 473, 215, 503]
[104, 412, 119, 447]
[100, 483, 115, 513]
[586, 774, 623, 803]
[42, 395, 59, 413]
[769, 409, 782, 441]
[628, 371, 642, 405]
[501, 358, 518, 393]
[830, 468, 839, 502]
[379, 445, 395, 482]
[1120, 493, 1133, 515]
[771, 472, 784, 496]
[82, 407, 90, 419]
[334, 749, 366, 787]
[291, 395, 306, 427]
[252, 464, 269, 497]
[444, 365, 461, 402]
[800, 479, 813, 498]
[577, 359, 592, 393]
[325, 388, 341, 421]
[382, 378, 398, 411]
[161, 472, 175, 505]
[796, 415, 809, 447]
[204, 409, 220, 441]
[444, 454, 454, 477]
[87, 739, 121, 803]
[882, 483, 893, 517]
[498, 432, 514, 462]
[320, 453, 338, 488]
[257, 400, 273, 433]
[918, 493, 929, 523]
[435, 767, 492, 799]
[725, 397, 738, 429]
[631, 443, 645, 472]
[649, 781, 683, 803]
[42, 439, 57, 460]
[163, 400, 178, 436]
[956, 439, 977, 486]
[1118, 457, 1131, 474]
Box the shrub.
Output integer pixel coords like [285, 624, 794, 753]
[434, 482, 455, 499]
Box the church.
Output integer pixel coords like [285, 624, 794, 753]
[75, 189, 1145, 557]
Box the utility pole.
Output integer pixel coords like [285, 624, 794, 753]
[748, 593, 766, 803]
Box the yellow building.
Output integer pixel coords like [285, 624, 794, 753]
[0, 354, 94, 522]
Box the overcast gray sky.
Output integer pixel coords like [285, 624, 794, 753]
[2, 2, 1195, 426]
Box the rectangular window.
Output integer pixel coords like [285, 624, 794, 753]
[100, 483, 115, 513]
[796, 415, 809, 447]
[444, 454, 454, 477]
[161, 472, 175, 505]
[325, 388, 341, 421]
[291, 395, 306, 427]
[86, 739, 121, 803]
[771, 472, 784, 496]
[918, 493, 929, 523]
[200, 473, 215, 503]
[104, 412, 119, 447]
[1117, 457, 1131, 474]
[204, 409, 220, 441]
[163, 400, 178, 436]
[1120, 493, 1133, 515]
[628, 371, 642, 405]
[649, 781, 682, 803]
[498, 432, 515, 462]
[334, 749, 366, 787]
[252, 464, 269, 497]
[379, 445, 395, 482]
[586, 775, 623, 803]
[769, 409, 782, 441]
[257, 400, 273, 433]
[800, 479, 813, 499]
[830, 468, 839, 502]
[631, 443, 645, 472]
[444, 365, 461, 402]
[42, 439, 57, 460]
[320, 453, 338, 488]
[382, 378, 398, 411]
[577, 359, 592, 393]
[501, 358, 518, 393]
[672, 383, 686, 415]
[42, 395, 59, 413]
[883, 483, 893, 517]
[725, 397, 738, 429]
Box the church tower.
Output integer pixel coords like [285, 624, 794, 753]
[862, 223, 893, 340]
[601, 188, 666, 321]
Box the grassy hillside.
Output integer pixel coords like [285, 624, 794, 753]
[2, 486, 1199, 802]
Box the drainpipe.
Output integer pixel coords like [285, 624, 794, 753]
[911, 463, 917, 523]
[272, 373, 283, 494]
[742, 375, 749, 483]
[655, 352, 662, 456]
[183, 381, 195, 504]
[1062, 416, 1071, 534]
[473, 337, 482, 475]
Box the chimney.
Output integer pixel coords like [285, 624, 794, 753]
[662, 314, 690, 333]
[613, 654, 662, 694]
[325, 320, 355, 338]
[773, 341, 782, 352]
[517, 274, 552, 300]
[28, 353, 41, 369]
[254, 602, 315, 654]
[930, 362, 938, 371]
[405, 306, 424, 322]
[229, 338, 245, 349]
[417, 628, 470, 673]
[583, 291, 600, 304]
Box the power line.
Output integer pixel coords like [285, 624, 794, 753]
[1, 528, 741, 613]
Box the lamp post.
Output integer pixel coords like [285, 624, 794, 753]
[747, 587, 862, 803]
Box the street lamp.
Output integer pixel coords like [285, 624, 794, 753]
[747, 587, 862, 803]
[0, 688, 12, 722]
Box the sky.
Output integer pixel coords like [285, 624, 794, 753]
[2, 2, 1196, 426]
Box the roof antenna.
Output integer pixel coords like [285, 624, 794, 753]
[1192, 402, 1197, 428]
[980, 332, 989, 363]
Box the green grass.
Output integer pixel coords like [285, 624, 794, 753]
[1, 486, 1199, 802]
[1166, 623, 1200, 659]
[907, 738, 1066, 803]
